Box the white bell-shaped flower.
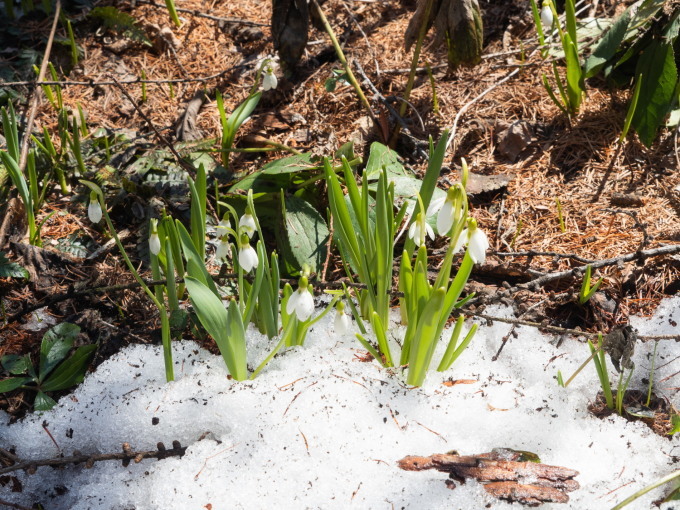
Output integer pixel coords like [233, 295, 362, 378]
[408, 212, 435, 246]
[88, 191, 102, 223]
[239, 211, 257, 238]
[261, 59, 279, 91]
[216, 215, 231, 237]
[540, 3, 553, 28]
[453, 218, 489, 264]
[238, 236, 258, 272]
[149, 232, 161, 256]
[216, 237, 231, 260]
[333, 302, 350, 335]
[286, 276, 314, 321]
[427, 184, 466, 236]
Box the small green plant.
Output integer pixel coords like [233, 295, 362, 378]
[531, 0, 585, 118]
[164, 0, 181, 27]
[555, 197, 565, 233]
[215, 89, 261, 171]
[578, 264, 602, 304]
[0, 323, 96, 411]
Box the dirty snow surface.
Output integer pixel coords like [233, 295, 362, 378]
[2, 297, 679, 509]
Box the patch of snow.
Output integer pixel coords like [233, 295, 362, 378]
[1, 298, 679, 509]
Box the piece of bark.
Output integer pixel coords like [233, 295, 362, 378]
[483, 481, 570, 505]
[496, 120, 532, 161]
[399, 451, 579, 506]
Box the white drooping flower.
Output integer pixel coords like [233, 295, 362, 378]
[238, 236, 258, 272]
[239, 210, 257, 238]
[216, 215, 231, 237]
[408, 212, 435, 246]
[261, 59, 279, 91]
[333, 302, 350, 335]
[216, 237, 231, 261]
[88, 191, 102, 223]
[286, 276, 314, 321]
[540, 3, 554, 28]
[149, 233, 161, 256]
[427, 183, 467, 236]
[453, 218, 489, 264]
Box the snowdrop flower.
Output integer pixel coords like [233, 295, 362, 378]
[216, 236, 231, 261]
[88, 191, 102, 223]
[408, 212, 435, 246]
[334, 301, 350, 335]
[427, 185, 466, 236]
[453, 218, 489, 264]
[286, 276, 314, 321]
[216, 215, 231, 237]
[239, 208, 257, 238]
[540, 2, 553, 28]
[261, 59, 278, 91]
[238, 234, 258, 272]
[149, 219, 161, 256]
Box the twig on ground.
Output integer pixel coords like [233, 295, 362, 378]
[518, 244, 680, 291]
[494, 250, 597, 264]
[0, 441, 187, 476]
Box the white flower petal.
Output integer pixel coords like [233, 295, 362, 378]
[425, 222, 435, 241]
[149, 233, 161, 256]
[239, 244, 258, 272]
[88, 200, 102, 224]
[286, 292, 299, 316]
[262, 72, 278, 91]
[408, 221, 419, 242]
[239, 214, 257, 238]
[334, 310, 350, 335]
[216, 239, 230, 260]
[540, 5, 553, 28]
[426, 196, 445, 217]
[468, 228, 489, 264]
[453, 228, 468, 253]
[295, 290, 314, 321]
[216, 218, 231, 237]
[437, 200, 455, 235]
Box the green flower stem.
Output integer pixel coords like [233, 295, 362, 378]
[311, 0, 376, 126]
[81, 181, 174, 381]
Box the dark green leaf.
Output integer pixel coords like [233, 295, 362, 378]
[33, 390, 57, 411]
[262, 153, 316, 175]
[1, 354, 33, 375]
[364, 142, 407, 180]
[279, 196, 329, 273]
[90, 6, 152, 46]
[39, 344, 96, 392]
[40, 323, 80, 381]
[632, 41, 678, 146]
[0, 251, 29, 279]
[584, 8, 632, 78]
[0, 376, 33, 393]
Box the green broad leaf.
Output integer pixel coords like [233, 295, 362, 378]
[262, 153, 316, 175]
[0, 376, 33, 393]
[176, 220, 219, 296]
[40, 323, 80, 381]
[632, 40, 678, 147]
[364, 142, 408, 180]
[0, 251, 28, 279]
[40, 344, 96, 392]
[335, 141, 355, 162]
[225, 92, 261, 137]
[33, 390, 57, 411]
[662, 484, 680, 502]
[278, 196, 329, 274]
[584, 10, 632, 78]
[1, 354, 33, 375]
[184, 277, 248, 380]
[229, 171, 294, 194]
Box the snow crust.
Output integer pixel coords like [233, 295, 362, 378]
[2, 297, 679, 509]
